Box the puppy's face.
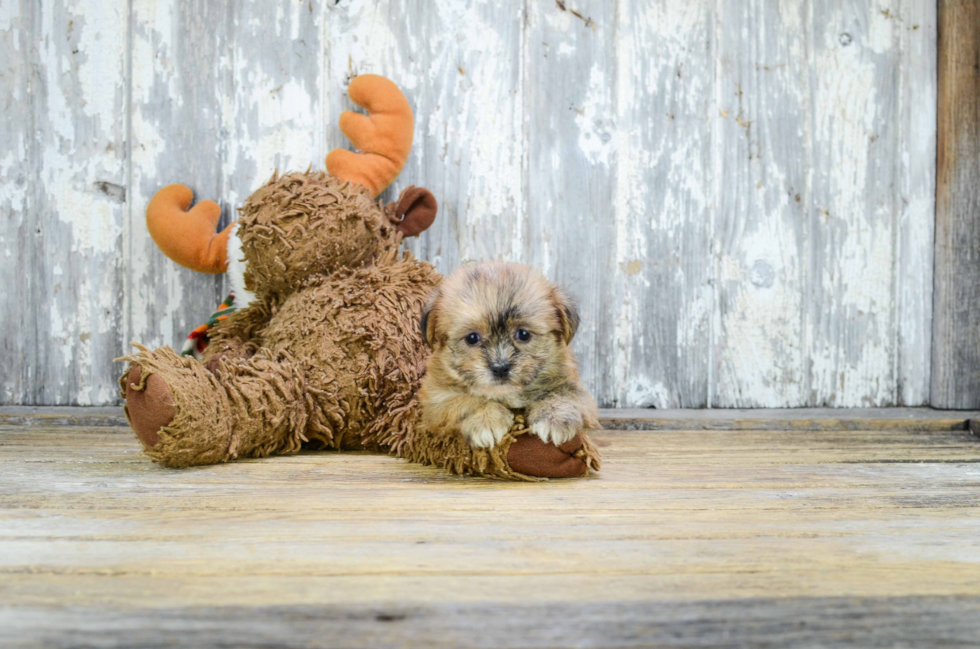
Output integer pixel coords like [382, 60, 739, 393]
[422, 262, 579, 400]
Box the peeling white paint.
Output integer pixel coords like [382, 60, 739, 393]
[865, 2, 897, 54]
[807, 4, 902, 407]
[224, 0, 323, 208]
[574, 64, 614, 167]
[626, 376, 671, 410]
[22, 0, 130, 405]
[0, 3, 21, 33]
[0, 0, 938, 407]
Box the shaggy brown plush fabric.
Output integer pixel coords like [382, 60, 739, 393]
[121, 172, 601, 478]
[121, 171, 601, 477]
[237, 172, 398, 303]
[120, 76, 601, 479]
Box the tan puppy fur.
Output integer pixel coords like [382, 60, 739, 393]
[419, 262, 599, 448]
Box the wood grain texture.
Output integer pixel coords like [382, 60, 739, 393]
[5, 598, 980, 649]
[0, 0, 940, 408]
[4, 404, 977, 430]
[897, 0, 938, 406]
[2, 0, 130, 405]
[932, 0, 980, 408]
[599, 406, 979, 431]
[807, 0, 928, 407]
[0, 1, 37, 405]
[714, 0, 809, 407]
[45, 0, 130, 406]
[604, 2, 715, 408]
[1, 424, 979, 646]
[223, 0, 324, 209]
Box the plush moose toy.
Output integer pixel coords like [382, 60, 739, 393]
[119, 75, 600, 480]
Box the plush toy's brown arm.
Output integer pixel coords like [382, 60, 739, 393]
[146, 184, 231, 274]
[326, 75, 414, 197]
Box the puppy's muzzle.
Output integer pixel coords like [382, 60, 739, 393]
[489, 360, 512, 380]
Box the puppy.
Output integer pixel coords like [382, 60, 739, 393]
[418, 261, 599, 448]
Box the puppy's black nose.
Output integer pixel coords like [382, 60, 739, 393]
[489, 360, 512, 379]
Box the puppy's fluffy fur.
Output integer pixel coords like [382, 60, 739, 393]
[418, 262, 599, 448]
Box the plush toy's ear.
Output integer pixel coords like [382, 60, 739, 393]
[551, 288, 580, 344]
[420, 287, 441, 347]
[389, 186, 437, 237]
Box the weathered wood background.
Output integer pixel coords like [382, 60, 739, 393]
[0, 0, 937, 408]
[932, 0, 980, 409]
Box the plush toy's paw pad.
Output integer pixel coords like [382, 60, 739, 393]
[507, 432, 589, 478]
[123, 365, 175, 448]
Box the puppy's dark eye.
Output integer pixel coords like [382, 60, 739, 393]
[514, 329, 532, 343]
[465, 332, 482, 346]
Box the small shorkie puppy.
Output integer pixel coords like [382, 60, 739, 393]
[419, 261, 599, 448]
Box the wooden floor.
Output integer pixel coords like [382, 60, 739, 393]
[2, 411, 980, 648]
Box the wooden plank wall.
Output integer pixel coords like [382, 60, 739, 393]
[0, 0, 937, 408]
[932, 0, 980, 408]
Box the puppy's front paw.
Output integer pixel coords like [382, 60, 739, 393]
[465, 426, 508, 448]
[530, 418, 579, 446]
[460, 403, 514, 448]
[527, 393, 593, 446]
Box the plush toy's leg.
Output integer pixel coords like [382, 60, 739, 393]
[403, 414, 601, 481]
[505, 432, 600, 478]
[119, 344, 309, 468]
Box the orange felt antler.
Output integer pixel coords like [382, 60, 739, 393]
[326, 75, 414, 197]
[146, 184, 231, 274]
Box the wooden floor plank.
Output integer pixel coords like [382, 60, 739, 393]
[3, 597, 979, 649]
[1, 424, 979, 647]
[3, 597, 980, 649]
[4, 405, 980, 431]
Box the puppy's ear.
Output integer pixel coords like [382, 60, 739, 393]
[551, 287, 580, 344]
[420, 287, 441, 347]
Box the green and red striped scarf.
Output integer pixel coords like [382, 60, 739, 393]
[180, 293, 237, 359]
